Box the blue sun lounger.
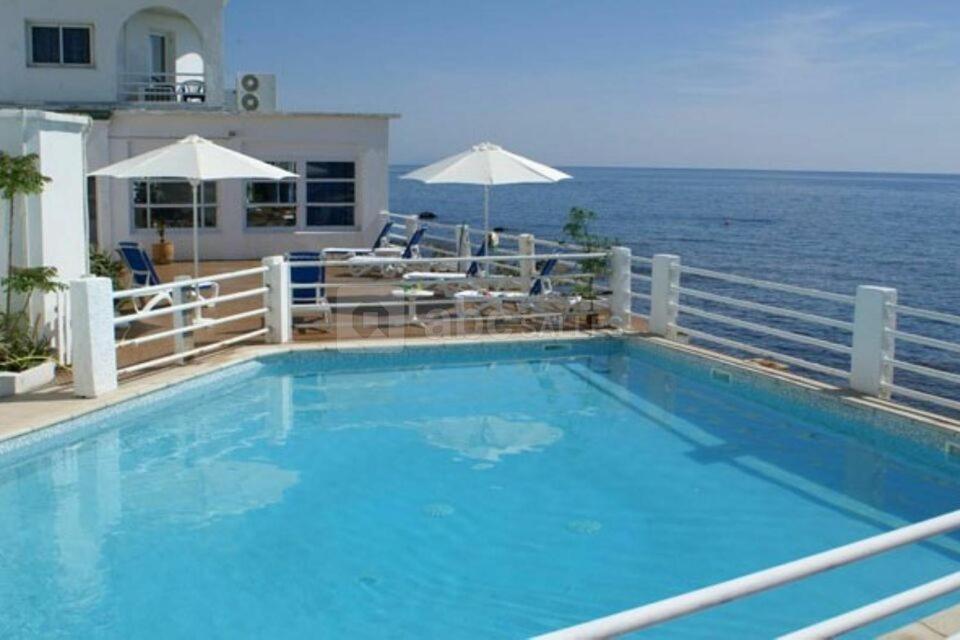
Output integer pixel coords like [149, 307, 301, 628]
[116, 242, 219, 313]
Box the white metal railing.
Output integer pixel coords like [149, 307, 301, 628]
[537, 507, 960, 639]
[112, 265, 270, 377]
[119, 71, 207, 105]
[887, 303, 960, 414]
[70, 261, 283, 396]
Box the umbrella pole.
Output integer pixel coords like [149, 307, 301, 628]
[483, 184, 490, 276]
[191, 179, 200, 279]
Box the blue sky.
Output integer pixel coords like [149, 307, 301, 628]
[226, 2, 960, 172]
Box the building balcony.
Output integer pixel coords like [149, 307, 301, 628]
[119, 72, 211, 107]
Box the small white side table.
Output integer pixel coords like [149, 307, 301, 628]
[390, 288, 435, 325]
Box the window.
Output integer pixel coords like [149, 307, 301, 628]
[132, 180, 217, 230]
[305, 161, 356, 227]
[246, 161, 297, 227]
[28, 24, 92, 66]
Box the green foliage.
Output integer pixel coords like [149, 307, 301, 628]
[0, 266, 64, 372]
[90, 245, 124, 289]
[0, 153, 50, 202]
[1, 152, 51, 312]
[154, 217, 167, 243]
[562, 207, 615, 299]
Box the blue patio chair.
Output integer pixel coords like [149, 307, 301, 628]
[116, 241, 220, 313]
[288, 251, 330, 330]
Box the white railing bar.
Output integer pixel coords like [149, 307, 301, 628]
[894, 304, 960, 327]
[680, 286, 854, 331]
[117, 328, 268, 376]
[631, 273, 653, 283]
[631, 292, 652, 301]
[778, 571, 960, 640]
[891, 359, 960, 386]
[113, 266, 268, 300]
[115, 308, 268, 348]
[535, 507, 960, 640]
[680, 327, 849, 379]
[299, 252, 607, 268]
[680, 266, 856, 304]
[631, 255, 654, 265]
[889, 385, 960, 413]
[679, 305, 853, 355]
[114, 287, 269, 325]
[892, 330, 960, 356]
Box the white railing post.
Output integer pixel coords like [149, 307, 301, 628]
[70, 277, 117, 398]
[262, 255, 291, 344]
[455, 223, 471, 271]
[850, 285, 897, 398]
[404, 216, 418, 242]
[610, 246, 632, 330]
[650, 254, 680, 338]
[519, 233, 535, 290]
[172, 276, 192, 362]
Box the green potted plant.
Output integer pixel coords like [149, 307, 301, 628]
[0, 152, 60, 396]
[152, 218, 174, 264]
[562, 207, 614, 329]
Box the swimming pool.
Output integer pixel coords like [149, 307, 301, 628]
[1, 338, 958, 638]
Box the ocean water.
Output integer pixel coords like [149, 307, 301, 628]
[392, 166, 960, 407]
[1, 340, 959, 639]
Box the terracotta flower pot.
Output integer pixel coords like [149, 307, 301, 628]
[152, 241, 174, 265]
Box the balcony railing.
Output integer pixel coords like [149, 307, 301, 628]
[119, 72, 208, 106]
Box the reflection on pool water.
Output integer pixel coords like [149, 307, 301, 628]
[1, 339, 958, 638]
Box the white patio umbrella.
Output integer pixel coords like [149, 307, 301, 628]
[400, 142, 571, 250]
[90, 134, 297, 277]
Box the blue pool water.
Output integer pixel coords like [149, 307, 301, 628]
[1, 339, 959, 638]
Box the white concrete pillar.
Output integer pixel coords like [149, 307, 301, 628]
[610, 246, 632, 330]
[263, 256, 291, 344]
[519, 233, 535, 290]
[850, 285, 897, 398]
[70, 277, 117, 398]
[650, 254, 680, 338]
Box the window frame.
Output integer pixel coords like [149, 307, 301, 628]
[130, 178, 219, 232]
[26, 22, 95, 68]
[304, 161, 358, 229]
[244, 161, 299, 230]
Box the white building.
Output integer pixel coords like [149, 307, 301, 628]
[0, 0, 397, 262]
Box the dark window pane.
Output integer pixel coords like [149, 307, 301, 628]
[202, 182, 217, 202]
[153, 208, 194, 228]
[31, 26, 60, 64]
[134, 207, 149, 229]
[270, 161, 296, 172]
[306, 182, 354, 203]
[247, 182, 278, 204]
[150, 181, 193, 204]
[148, 180, 217, 205]
[306, 162, 354, 179]
[62, 27, 90, 64]
[306, 206, 354, 227]
[246, 206, 297, 227]
[132, 181, 148, 204]
[247, 181, 296, 204]
[202, 206, 217, 228]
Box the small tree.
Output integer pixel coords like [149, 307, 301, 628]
[0, 153, 51, 312]
[562, 207, 614, 299]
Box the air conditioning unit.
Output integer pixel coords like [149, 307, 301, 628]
[236, 73, 277, 113]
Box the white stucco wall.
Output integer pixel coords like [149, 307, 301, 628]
[0, 0, 225, 107]
[0, 109, 90, 326]
[88, 111, 393, 261]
